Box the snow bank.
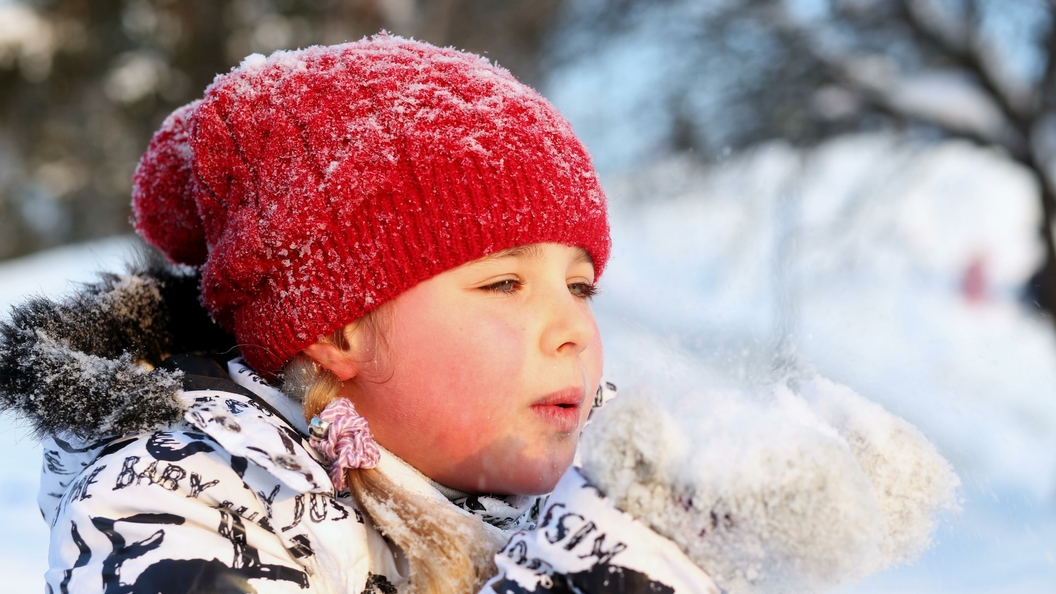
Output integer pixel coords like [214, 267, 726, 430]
[0, 235, 143, 314]
[580, 371, 958, 594]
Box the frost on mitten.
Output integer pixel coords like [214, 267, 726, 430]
[798, 377, 960, 568]
[578, 377, 959, 594]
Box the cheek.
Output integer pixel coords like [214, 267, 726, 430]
[390, 307, 527, 417]
[384, 312, 529, 465]
[585, 320, 605, 384]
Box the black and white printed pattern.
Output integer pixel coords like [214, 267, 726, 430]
[9, 268, 719, 593]
[40, 361, 362, 593]
[39, 357, 562, 594]
[483, 469, 720, 594]
[40, 358, 719, 593]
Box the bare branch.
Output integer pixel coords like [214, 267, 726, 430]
[1038, 4, 1056, 113]
[896, 0, 1031, 127]
[767, 4, 1026, 159]
[818, 58, 1016, 155]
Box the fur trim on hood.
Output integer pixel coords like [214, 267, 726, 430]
[0, 262, 237, 441]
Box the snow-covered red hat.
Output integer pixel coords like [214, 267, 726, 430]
[131, 34, 610, 376]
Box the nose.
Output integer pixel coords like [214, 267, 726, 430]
[539, 284, 597, 357]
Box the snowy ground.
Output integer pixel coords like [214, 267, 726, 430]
[1, 134, 1055, 591]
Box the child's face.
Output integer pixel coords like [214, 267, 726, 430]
[348, 242, 603, 495]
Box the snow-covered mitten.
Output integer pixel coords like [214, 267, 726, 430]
[574, 378, 959, 594]
[796, 377, 960, 568]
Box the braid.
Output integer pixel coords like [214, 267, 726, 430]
[283, 325, 504, 593]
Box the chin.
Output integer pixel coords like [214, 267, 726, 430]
[448, 439, 578, 495]
[496, 452, 575, 496]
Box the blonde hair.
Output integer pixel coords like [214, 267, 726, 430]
[283, 319, 506, 593]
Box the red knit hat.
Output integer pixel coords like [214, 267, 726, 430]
[131, 34, 610, 376]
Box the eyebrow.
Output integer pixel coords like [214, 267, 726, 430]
[478, 245, 594, 267]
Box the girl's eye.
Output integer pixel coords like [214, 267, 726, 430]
[483, 279, 521, 294]
[568, 282, 598, 300]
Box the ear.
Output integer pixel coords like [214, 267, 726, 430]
[302, 340, 360, 382]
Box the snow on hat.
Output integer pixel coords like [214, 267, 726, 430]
[132, 34, 610, 376]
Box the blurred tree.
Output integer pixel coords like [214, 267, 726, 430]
[0, 0, 562, 260]
[556, 0, 1056, 316]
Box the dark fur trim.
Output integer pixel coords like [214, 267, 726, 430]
[0, 260, 237, 441]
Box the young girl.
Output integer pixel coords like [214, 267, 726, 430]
[0, 35, 717, 593]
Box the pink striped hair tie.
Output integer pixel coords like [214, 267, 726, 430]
[308, 398, 381, 490]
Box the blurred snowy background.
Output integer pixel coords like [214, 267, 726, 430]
[3, 0, 1056, 592]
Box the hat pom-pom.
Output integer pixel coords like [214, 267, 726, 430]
[132, 100, 208, 267]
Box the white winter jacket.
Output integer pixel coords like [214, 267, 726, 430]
[1, 269, 717, 593]
[37, 355, 716, 593]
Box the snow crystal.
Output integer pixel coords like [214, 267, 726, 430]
[580, 372, 959, 594]
[239, 53, 267, 71]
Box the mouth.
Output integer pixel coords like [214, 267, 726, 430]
[531, 387, 586, 432]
